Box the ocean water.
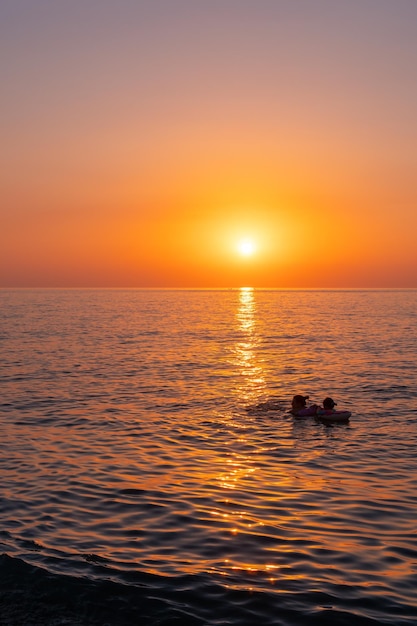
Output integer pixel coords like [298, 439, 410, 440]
[1, 288, 417, 626]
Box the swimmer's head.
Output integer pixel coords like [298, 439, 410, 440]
[323, 397, 337, 409]
[292, 394, 309, 408]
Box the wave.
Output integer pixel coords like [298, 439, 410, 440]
[1, 552, 416, 626]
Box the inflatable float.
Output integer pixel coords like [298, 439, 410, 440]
[315, 409, 351, 423]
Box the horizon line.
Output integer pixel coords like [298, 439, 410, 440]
[1, 286, 416, 292]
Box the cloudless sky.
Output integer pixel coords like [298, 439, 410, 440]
[2, 0, 417, 287]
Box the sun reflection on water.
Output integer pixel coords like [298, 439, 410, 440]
[206, 288, 274, 585]
[236, 287, 256, 332]
[233, 287, 266, 404]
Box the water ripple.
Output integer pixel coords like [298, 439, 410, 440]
[1, 289, 417, 624]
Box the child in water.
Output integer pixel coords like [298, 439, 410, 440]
[290, 395, 318, 417]
[319, 397, 338, 414]
[316, 397, 352, 421]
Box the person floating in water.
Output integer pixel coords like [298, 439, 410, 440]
[290, 394, 318, 417]
[316, 397, 351, 420]
[320, 397, 338, 413]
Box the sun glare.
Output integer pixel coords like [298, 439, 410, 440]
[237, 239, 256, 257]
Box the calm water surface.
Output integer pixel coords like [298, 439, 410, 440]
[1, 289, 417, 625]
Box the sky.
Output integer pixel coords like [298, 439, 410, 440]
[1, 0, 417, 288]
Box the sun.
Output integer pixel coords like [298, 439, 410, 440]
[237, 239, 256, 257]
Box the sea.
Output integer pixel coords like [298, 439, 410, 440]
[1, 288, 416, 626]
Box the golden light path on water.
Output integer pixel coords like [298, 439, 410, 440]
[211, 288, 280, 585]
[234, 287, 266, 404]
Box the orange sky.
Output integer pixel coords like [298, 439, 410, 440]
[1, 1, 417, 288]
